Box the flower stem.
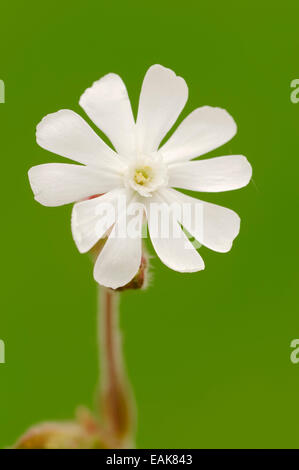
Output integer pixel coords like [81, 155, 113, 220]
[98, 287, 136, 448]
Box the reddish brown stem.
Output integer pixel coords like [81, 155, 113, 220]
[98, 287, 135, 448]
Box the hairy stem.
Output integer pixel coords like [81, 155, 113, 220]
[98, 287, 136, 448]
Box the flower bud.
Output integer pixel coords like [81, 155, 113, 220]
[116, 254, 148, 291]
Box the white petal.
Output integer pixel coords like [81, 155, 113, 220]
[136, 65, 188, 154]
[159, 188, 240, 253]
[79, 74, 136, 159]
[159, 106, 237, 164]
[145, 195, 204, 272]
[93, 198, 144, 288]
[71, 188, 126, 253]
[28, 163, 122, 207]
[168, 155, 252, 192]
[36, 109, 122, 170]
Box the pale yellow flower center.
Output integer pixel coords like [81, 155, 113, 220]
[133, 166, 153, 186]
[124, 154, 168, 197]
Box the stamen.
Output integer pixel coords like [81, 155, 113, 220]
[124, 154, 168, 197]
[134, 166, 152, 186]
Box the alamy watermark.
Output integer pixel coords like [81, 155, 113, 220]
[0, 79, 4, 103]
[290, 339, 299, 364]
[78, 196, 205, 249]
[290, 79, 299, 103]
[0, 339, 5, 363]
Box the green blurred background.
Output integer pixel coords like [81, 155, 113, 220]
[0, 0, 298, 449]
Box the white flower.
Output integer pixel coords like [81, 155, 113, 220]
[28, 65, 252, 289]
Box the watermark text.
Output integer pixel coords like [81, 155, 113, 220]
[0, 339, 5, 363]
[0, 80, 4, 103]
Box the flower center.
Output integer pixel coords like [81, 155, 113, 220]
[124, 154, 168, 197]
[134, 166, 152, 186]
